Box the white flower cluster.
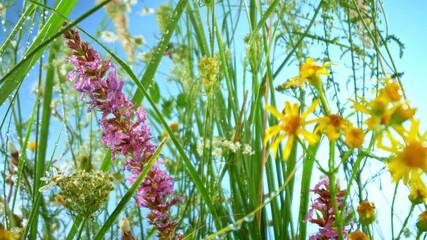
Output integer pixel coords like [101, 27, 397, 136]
[197, 137, 255, 157]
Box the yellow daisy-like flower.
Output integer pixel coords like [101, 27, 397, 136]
[282, 58, 331, 89]
[314, 114, 347, 140]
[386, 119, 427, 184]
[264, 99, 320, 160]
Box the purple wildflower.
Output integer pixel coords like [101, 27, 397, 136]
[306, 177, 352, 240]
[128, 165, 183, 210]
[64, 27, 183, 239]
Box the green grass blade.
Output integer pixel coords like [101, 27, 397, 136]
[28, 43, 56, 238]
[0, 0, 78, 105]
[22, 125, 64, 239]
[0, 4, 36, 55]
[99, 150, 112, 171]
[204, 166, 298, 240]
[131, 0, 188, 106]
[298, 142, 320, 240]
[0, 0, 113, 106]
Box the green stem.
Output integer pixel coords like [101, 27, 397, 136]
[76, 217, 87, 240]
[396, 204, 415, 240]
[391, 182, 399, 239]
[315, 84, 331, 115]
[298, 142, 320, 239]
[328, 140, 344, 240]
[204, 166, 298, 240]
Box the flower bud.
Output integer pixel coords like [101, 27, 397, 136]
[349, 229, 370, 240]
[357, 201, 376, 225]
[119, 218, 131, 232]
[417, 211, 427, 232]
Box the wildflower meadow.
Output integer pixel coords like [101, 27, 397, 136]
[1, 0, 426, 239]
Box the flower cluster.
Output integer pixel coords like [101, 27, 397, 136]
[352, 78, 427, 203]
[64, 28, 156, 165]
[128, 165, 183, 239]
[352, 78, 415, 136]
[198, 56, 221, 92]
[41, 170, 114, 217]
[269, 57, 427, 237]
[156, 3, 172, 33]
[197, 137, 255, 158]
[64, 27, 182, 239]
[265, 58, 366, 161]
[306, 178, 352, 239]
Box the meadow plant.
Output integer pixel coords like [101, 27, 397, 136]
[306, 177, 351, 239]
[63, 27, 183, 239]
[1, 0, 427, 239]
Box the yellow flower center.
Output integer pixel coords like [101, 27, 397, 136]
[328, 114, 344, 129]
[345, 127, 364, 148]
[420, 211, 427, 222]
[371, 97, 388, 116]
[281, 116, 301, 135]
[400, 142, 427, 170]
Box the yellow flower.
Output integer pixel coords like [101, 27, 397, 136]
[0, 229, 19, 240]
[408, 172, 427, 204]
[356, 200, 376, 225]
[0, 229, 13, 240]
[345, 125, 365, 148]
[386, 119, 427, 184]
[348, 230, 370, 240]
[282, 58, 331, 89]
[314, 114, 347, 140]
[351, 95, 390, 131]
[28, 141, 36, 152]
[264, 99, 320, 160]
[162, 122, 179, 138]
[352, 78, 414, 132]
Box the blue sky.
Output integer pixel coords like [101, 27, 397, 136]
[384, 0, 427, 125]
